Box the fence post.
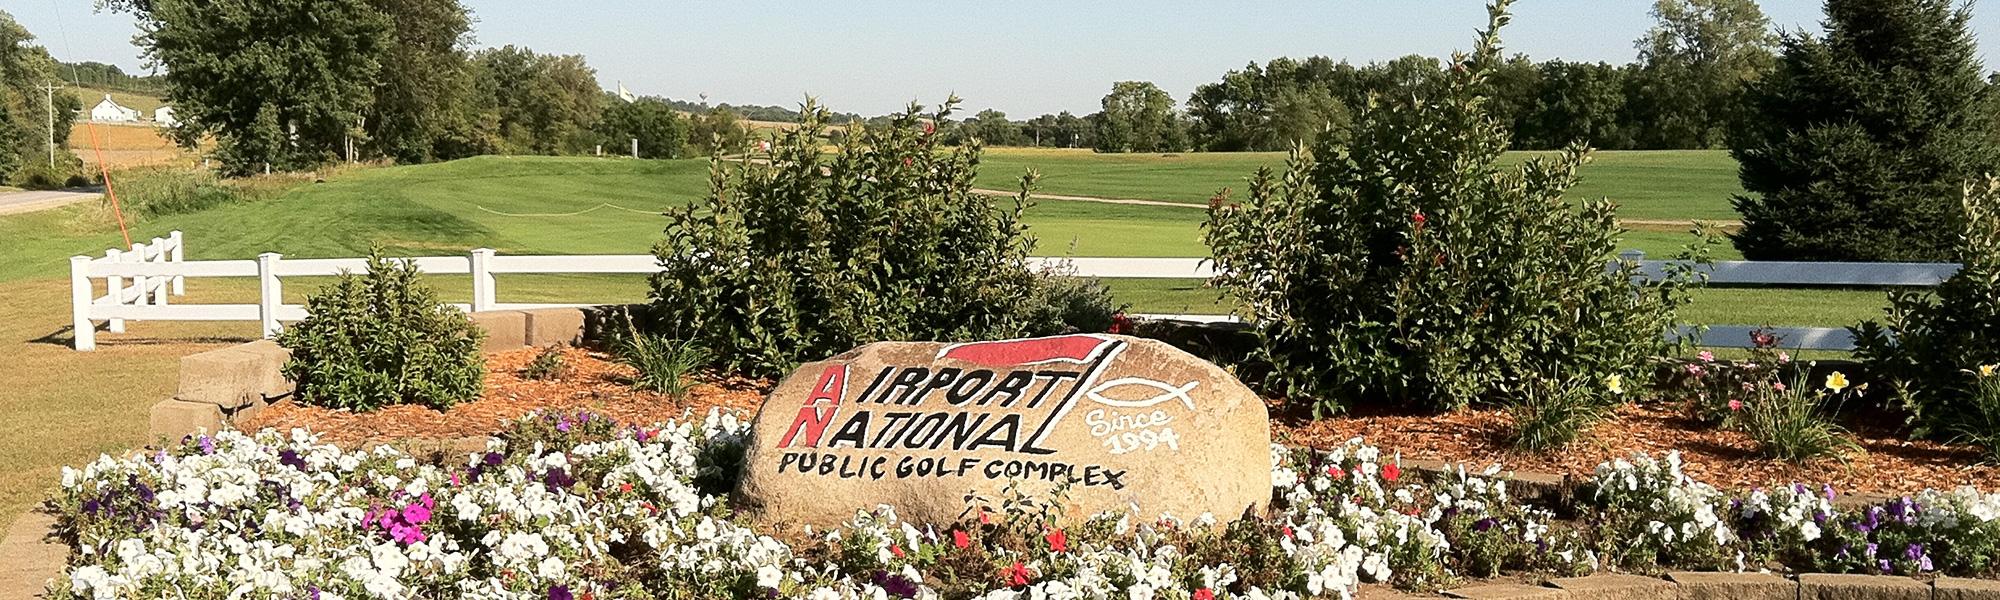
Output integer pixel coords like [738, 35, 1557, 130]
[257, 253, 283, 339]
[469, 248, 496, 312]
[168, 230, 184, 296]
[128, 242, 151, 315]
[147, 237, 168, 305]
[70, 256, 95, 351]
[104, 248, 125, 333]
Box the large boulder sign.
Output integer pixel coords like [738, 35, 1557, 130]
[735, 334, 1272, 527]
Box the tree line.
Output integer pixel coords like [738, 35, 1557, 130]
[87, 0, 762, 176]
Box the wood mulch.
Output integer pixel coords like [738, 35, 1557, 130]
[238, 347, 769, 445]
[1276, 400, 2000, 496]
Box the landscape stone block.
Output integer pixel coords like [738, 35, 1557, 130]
[1667, 571, 1796, 600]
[1549, 573, 1674, 600]
[1798, 573, 1927, 600]
[175, 340, 292, 408]
[1442, 583, 1568, 599]
[469, 310, 528, 351]
[1937, 576, 2000, 600]
[523, 307, 586, 347]
[150, 398, 224, 441]
[1355, 584, 1426, 599]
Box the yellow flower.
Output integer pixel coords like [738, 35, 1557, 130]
[1981, 364, 1997, 378]
[1825, 371, 1850, 393]
[1606, 374, 1625, 395]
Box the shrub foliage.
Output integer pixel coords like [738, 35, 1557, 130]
[649, 99, 1109, 378]
[1854, 176, 2000, 437]
[278, 253, 485, 411]
[1204, 0, 1703, 415]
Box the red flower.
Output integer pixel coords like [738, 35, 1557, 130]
[1194, 589, 1216, 600]
[1383, 463, 1401, 482]
[923, 121, 936, 135]
[1003, 561, 1033, 587]
[1045, 528, 1068, 553]
[1326, 464, 1346, 479]
[1281, 525, 1294, 539]
[890, 544, 906, 559]
[1107, 312, 1136, 335]
[952, 530, 970, 549]
[978, 509, 992, 525]
[618, 483, 633, 494]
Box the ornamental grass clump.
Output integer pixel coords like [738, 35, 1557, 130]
[649, 98, 1111, 379]
[1204, 0, 1707, 416]
[1505, 373, 1619, 452]
[618, 334, 708, 398]
[277, 252, 484, 411]
[1736, 371, 1859, 464]
[1855, 176, 2000, 441]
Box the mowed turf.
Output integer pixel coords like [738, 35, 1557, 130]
[977, 147, 1747, 223]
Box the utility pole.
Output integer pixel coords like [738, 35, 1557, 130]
[39, 82, 62, 168]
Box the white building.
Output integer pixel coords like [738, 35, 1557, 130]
[154, 106, 176, 127]
[89, 94, 140, 123]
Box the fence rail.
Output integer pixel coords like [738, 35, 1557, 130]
[69, 233, 1950, 351]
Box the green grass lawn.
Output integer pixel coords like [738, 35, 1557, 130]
[977, 147, 1746, 223]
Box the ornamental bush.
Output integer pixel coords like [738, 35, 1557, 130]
[1204, 0, 1705, 415]
[1854, 177, 2000, 438]
[648, 98, 1113, 379]
[277, 253, 485, 411]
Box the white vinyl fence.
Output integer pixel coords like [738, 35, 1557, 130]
[68, 233, 1956, 352]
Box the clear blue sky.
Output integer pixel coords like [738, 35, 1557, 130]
[10, 0, 1998, 116]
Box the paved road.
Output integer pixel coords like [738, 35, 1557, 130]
[0, 188, 103, 216]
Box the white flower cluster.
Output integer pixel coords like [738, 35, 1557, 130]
[1591, 451, 1733, 552]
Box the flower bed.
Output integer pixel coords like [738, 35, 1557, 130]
[236, 347, 765, 445]
[45, 409, 2000, 600]
[1278, 400, 2000, 496]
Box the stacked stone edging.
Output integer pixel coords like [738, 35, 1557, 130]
[145, 307, 587, 440]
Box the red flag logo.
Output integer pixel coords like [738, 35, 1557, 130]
[936, 335, 1118, 366]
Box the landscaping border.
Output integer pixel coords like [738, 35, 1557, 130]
[144, 307, 587, 440]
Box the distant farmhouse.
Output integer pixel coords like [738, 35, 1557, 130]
[89, 94, 140, 123]
[154, 106, 177, 127]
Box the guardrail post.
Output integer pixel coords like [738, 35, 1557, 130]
[104, 248, 125, 333]
[470, 248, 496, 312]
[257, 253, 283, 338]
[70, 256, 94, 351]
[169, 230, 184, 296]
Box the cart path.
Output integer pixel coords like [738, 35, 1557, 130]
[968, 187, 1738, 227]
[0, 189, 102, 216]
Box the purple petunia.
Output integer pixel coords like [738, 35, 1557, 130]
[548, 585, 573, 600]
[1474, 518, 1497, 532]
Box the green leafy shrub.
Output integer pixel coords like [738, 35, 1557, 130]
[1506, 373, 1619, 452]
[649, 98, 1091, 378]
[1854, 176, 2000, 437]
[619, 334, 708, 398]
[520, 345, 568, 380]
[1204, 1, 1706, 415]
[7, 160, 86, 190]
[277, 253, 485, 411]
[1952, 365, 2000, 460]
[1018, 260, 1125, 335]
[1737, 370, 1858, 463]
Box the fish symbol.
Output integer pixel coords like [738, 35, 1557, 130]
[1084, 377, 1198, 410]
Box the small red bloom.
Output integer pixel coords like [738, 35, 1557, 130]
[618, 483, 633, 494]
[1045, 528, 1068, 553]
[1383, 463, 1401, 482]
[1107, 312, 1136, 335]
[1326, 464, 1346, 479]
[952, 530, 970, 549]
[1281, 525, 1294, 538]
[1004, 561, 1033, 587]
[979, 509, 992, 525]
[1413, 211, 1427, 226]
[890, 544, 906, 559]
[1194, 589, 1216, 600]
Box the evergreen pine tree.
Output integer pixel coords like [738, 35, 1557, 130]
[1730, 0, 1999, 261]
